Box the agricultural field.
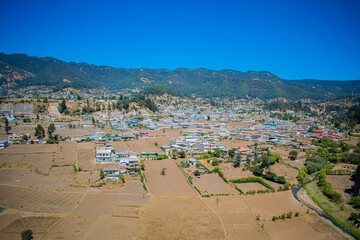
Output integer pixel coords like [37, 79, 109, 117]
[327, 175, 354, 200]
[270, 163, 299, 184]
[0, 185, 83, 213]
[144, 159, 196, 196]
[126, 139, 162, 152]
[235, 182, 267, 192]
[221, 163, 254, 180]
[204, 196, 270, 240]
[148, 128, 183, 138]
[264, 213, 340, 240]
[245, 191, 307, 220]
[137, 197, 226, 240]
[193, 174, 238, 195]
[221, 139, 254, 148]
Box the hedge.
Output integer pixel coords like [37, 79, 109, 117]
[230, 177, 275, 192]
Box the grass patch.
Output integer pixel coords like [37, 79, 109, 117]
[305, 181, 360, 239]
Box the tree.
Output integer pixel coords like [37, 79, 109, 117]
[47, 123, 55, 139]
[154, 141, 158, 147]
[212, 158, 219, 166]
[213, 148, 222, 157]
[161, 168, 167, 175]
[233, 153, 242, 168]
[5, 125, 11, 134]
[92, 117, 95, 125]
[253, 165, 263, 176]
[179, 151, 186, 158]
[172, 150, 178, 159]
[261, 156, 270, 169]
[4, 117, 11, 134]
[35, 124, 45, 139]
[308, 126, 319, 133]
[289, 150, 298, 161]
[21, 229, 33, 240]
[228, 149, 236, 159]
[99, 168, 105, 179]
[22, 134, 29, 142]
[58, 99, 67, 113]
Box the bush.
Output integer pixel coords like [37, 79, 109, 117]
[21, 229, 33, 240]
[349, 196, 360, 208]
[235, 186, 244, 194]
[188, 176, 193, 185]
[295, 212, 300, 217]
[194, 186, 201, 195]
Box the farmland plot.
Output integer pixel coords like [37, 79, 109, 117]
[43, 214, 99, 240]
[203, 196, 269, 240]
[264, 213, 340, 240]
[327, 175, 354, 200]
[144, 159, 196, 196]
[137, 197, 224, 240]
[72, 193, 150, 215]
[193, 174, 238, 195]
[126, 139, 161, 152]
[0, 169, 70, 190]
[270, 163, 299, 184]
[245, 191, 307, 220]
[82, 215, 139, 240]
[0, 185, 83, 213]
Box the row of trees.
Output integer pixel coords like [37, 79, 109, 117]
[34, 123, 58, 141]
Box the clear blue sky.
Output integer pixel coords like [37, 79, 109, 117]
[1, 0, 359, 80]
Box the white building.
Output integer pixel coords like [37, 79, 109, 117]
[95, 147, 114, 163]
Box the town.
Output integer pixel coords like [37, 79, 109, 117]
[0, 88, 359, 240]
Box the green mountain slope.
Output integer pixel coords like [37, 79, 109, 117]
[0, 52, 359, 100]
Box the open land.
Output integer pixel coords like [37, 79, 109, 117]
[0, 119, 352, 239]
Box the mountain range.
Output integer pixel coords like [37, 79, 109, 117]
[0, 52, 359, 100]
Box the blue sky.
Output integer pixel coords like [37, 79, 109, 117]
[1, 0, 359, 80]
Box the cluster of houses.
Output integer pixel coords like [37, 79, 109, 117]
[234, 119, 341, 147]
[95, 146, 167, 179]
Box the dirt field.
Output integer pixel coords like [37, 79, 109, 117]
[0, 169, 71, 190]
[77, 142, 96, 170]
[137, 197, 227, 240]
[193, 174, 238, 195]
[221, 163, 254, 179]
[82, 215, 139, 240]
[270, 163, 299, 184]
[148, 128, 183, 138]
[245, 191, 307, 220]
[221, 139, 254, 148]
[43, 214, 100, 240]
[204, 196, 269, 240]
[146, 137, 172, 146]
[144, 159, 196, 196]
[264, 213, 340, 240]
[72, 193, 150, 215]
[235, 182, 267, 192]
[1, 216, 60, 234]
[126, 139, 162, 152]
[0, 185, 83, 213]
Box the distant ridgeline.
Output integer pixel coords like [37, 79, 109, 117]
[0, 52, 359, 100]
